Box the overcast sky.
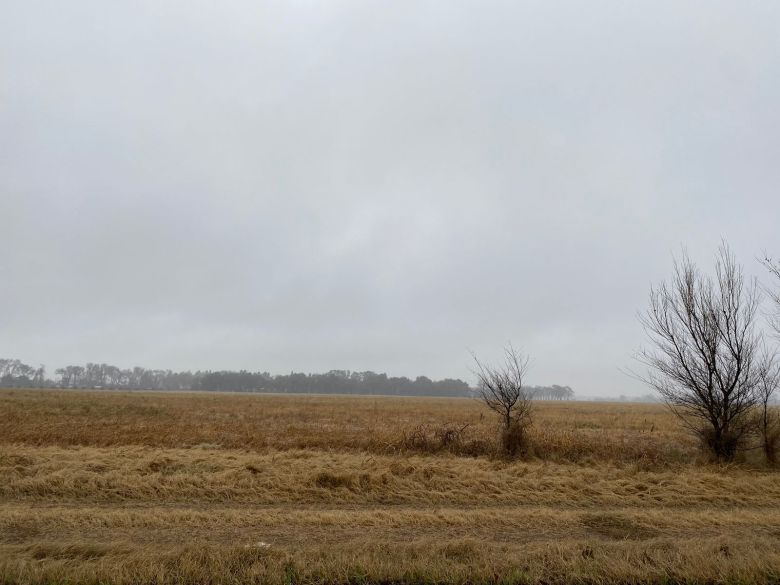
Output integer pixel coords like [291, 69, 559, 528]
[2, 1, 779, 395]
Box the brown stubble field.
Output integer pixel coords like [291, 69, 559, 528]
[0, 389, 778, 584]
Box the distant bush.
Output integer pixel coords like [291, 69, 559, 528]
[396, 423, 492, 457]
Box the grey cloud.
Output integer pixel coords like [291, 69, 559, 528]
[2, 1, 780, 395]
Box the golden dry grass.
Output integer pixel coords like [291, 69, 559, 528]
[0, 389, 778, 584]
[0, 390, 693, 463]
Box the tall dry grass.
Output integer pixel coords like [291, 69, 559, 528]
[0, 389, 695, 464]
[1, 389, 778, 584]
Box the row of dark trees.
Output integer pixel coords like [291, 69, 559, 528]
[194, 369, 473, 396]
[0, 360, 574, 399]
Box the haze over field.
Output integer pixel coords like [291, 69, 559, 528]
[2, 1, 780, 396]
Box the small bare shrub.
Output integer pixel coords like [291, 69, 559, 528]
[434, 423, 468, 449]
[396, 423, 489, 456]
[399, 425, 431, 452]
[472, 344, 533, 457]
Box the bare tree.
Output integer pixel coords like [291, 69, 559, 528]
[638, 244, 766, 461]
[755, 347, 780, 464]
[762, 255, 780, 339]
[471, 345, 532, 456]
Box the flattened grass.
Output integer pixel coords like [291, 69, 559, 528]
[0, 389, 777, 584]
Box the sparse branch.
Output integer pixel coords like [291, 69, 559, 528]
[761, 255, 780, 339]
[755, 344, 780, 463]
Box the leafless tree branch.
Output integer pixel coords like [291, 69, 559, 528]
[471, 344, 532, 434]
[636, 243, 767, 460]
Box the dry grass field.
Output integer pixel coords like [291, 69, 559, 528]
[1, 389, 778, 584]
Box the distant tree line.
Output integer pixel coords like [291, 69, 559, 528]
[55, 364, 197, 391]
[194, 369, 473, 396]
[0, 359, 46, 388]
[0, 358, 574, 399]
[527, 385, 574, 400]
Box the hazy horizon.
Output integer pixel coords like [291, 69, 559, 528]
[3, 2, 780, 397]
